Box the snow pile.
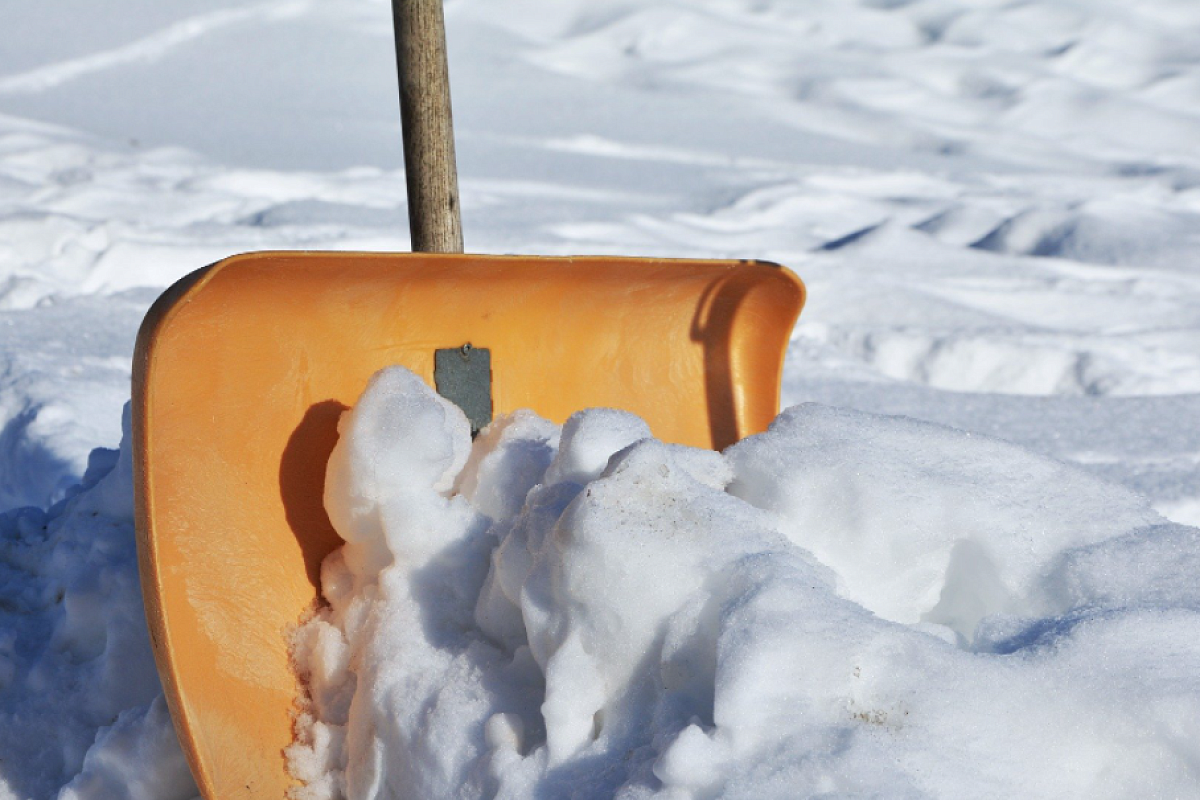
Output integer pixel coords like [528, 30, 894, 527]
[0, 406, 197, 800]
[288, 367, 1200, 798]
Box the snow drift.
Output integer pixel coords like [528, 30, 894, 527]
[0, 408, 197, 800]
[287, 367, 1200, 798]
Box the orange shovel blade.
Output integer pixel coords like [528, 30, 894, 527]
[132, 251, 804, 798]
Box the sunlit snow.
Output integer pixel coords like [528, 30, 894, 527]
[2, 0, 1200, 797]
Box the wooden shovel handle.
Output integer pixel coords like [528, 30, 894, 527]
[393, 0, 464, 254]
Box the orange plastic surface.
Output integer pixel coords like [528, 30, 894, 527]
[132, 251, 804, 799]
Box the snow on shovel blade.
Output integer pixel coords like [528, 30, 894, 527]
[132, 249, 803, 799]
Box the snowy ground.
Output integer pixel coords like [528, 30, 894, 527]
[2, 0, 1199, 797]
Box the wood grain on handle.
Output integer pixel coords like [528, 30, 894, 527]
[393, 0, 464, 254]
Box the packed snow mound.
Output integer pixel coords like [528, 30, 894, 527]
[0, 406, 198, 800]
[288, 367, 1200, 799]
[726, 404, 1162, 638]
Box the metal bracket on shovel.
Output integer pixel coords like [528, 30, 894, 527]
[435, 343, 493, 436]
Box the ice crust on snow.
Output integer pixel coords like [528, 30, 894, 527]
[288, 367, 1200, 799]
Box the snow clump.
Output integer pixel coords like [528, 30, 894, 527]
[0, 406, 198, 800]
[288, 367, 1200, 798]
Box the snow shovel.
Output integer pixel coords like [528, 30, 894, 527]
[132, 1, 804, 797]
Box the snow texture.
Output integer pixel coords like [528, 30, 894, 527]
[0, 410, 196, 800]
[287, 368, 1200, 798]
[2, 0, 1200, 795]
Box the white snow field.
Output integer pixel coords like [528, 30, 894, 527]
[1, 0, 1199, 797]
